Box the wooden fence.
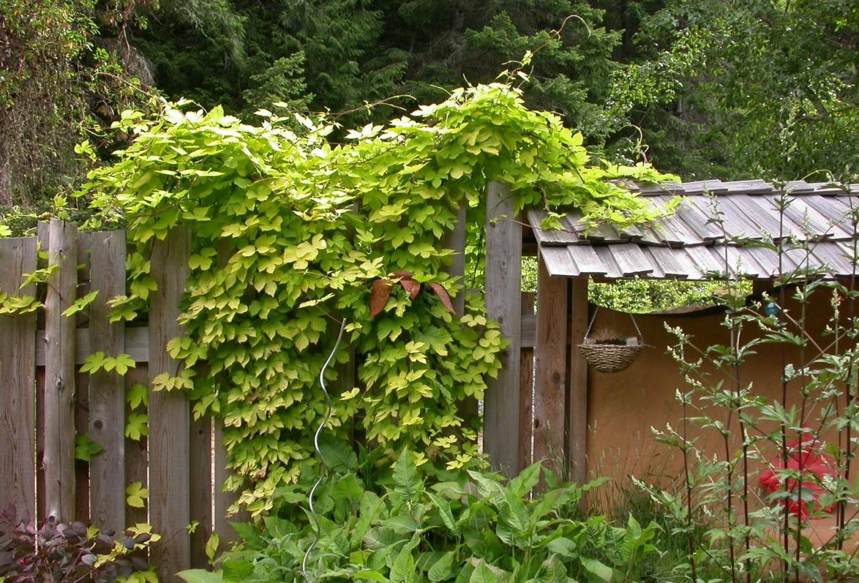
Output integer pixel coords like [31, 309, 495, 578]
[0, 194, 577, 580]
[0, 220, 241, 582]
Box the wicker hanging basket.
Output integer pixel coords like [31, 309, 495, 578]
[578, 308, 646, 374]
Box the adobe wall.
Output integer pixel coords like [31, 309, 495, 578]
[586, 289, 858, 517]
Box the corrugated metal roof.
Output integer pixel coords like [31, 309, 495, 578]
[529, 180, 859, 281]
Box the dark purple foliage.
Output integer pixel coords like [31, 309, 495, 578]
[0, 504, 152, 582]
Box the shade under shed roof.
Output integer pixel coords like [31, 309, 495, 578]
[529, 179, 859, 281]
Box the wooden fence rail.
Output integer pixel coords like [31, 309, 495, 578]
[0, 222, 241, 582]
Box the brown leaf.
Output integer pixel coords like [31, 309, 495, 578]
[400, 279, 421, 300]
[369, 279, 392, 318]
[429, 283, 457, 316]
[392, 270, 414, 280]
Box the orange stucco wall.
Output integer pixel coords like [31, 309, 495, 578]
[585, 290, 858, 513]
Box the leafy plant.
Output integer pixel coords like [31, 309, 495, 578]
[75, 70, 675, 516]
[0, 505, 158, 582]
[179, 450, 659, 583]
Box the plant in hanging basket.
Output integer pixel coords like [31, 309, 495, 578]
[579, 326, 645, 373]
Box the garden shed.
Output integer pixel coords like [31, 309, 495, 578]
[483, 178, 859, 488]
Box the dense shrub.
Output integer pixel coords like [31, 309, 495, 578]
[179, 449, 661, 582]
[0, 505, 158, 582]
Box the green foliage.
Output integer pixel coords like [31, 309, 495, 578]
[125, 482, 149, 509]
[613, 0, 859, 181]
[74, 433, 103, 462]
[179, 459, 659, 583]
[80, 76, 673, 515]
[588, 278, 750, 314]
[0, 0, 148, 205]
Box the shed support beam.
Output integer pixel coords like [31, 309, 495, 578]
[567, 279, 589, 485]
[484, 181, 521, 475]
[533, 251, 568, 477]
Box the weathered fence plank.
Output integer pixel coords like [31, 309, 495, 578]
[88, 231, 127, 533]
[0, 237, 37, 517]
[75, 371, 90, 521]
[149, 227, 191, 581]
[568, 279, 589, 484]
[518, 293, 535, 473]
[534, 253, 568, 476]
[124, 366, 149, 527]
[190, 415, 213, 569]
[36, 327, 148, 365]
[484, 181, 522, 475]
[43, 219, 78, 522]
[214, 422, 245, 550]
[443, 206, 467, 315]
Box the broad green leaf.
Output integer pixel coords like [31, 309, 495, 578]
[428, 552, 456, 582]
[393, 449, 422, 502]
[318, 436, 357, 472]
[177, 570, 225, 583]
[580, 557, 613, 582]
[204, 533, 220, 561]
[222, 560, 254, 581]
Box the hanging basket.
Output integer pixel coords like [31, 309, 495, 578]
[578, 307, 646, 373]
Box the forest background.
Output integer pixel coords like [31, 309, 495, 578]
[3, 1, 858, 300]
[5, 0, 858, 207]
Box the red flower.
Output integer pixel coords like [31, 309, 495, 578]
[759, 430, 836, 521]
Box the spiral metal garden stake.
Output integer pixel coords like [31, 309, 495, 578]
[301, 318, 347, 582]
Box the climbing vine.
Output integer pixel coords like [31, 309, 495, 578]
[68, 76, 675, 515]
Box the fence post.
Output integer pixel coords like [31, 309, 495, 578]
[568, 278, 589, 484]
[149, 227, 191, 581]
[518, 292, 535, 473]
[43, 219, 78, 522]
[88, 230, 127, 534]
[0, 236, 37, 517]
[484, 181, 522, 475]
[534, 252, 568, 478]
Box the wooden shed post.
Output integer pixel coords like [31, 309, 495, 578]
[149, 227, 191, 581]
[567, 278, 589, 484]
[43, 219, 78, 522]
[533, 251, 568, 477]
[484, 181, 522, 475]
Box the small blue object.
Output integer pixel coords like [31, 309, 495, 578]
[765, 302, 780, 316]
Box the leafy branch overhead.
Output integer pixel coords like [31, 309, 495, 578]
[78, 74, 674, 515]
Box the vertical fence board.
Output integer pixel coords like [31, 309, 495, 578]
[533, 253, 568, 476]
[88, 231, 127, 533]
[125, 366, 149, 527]
[213, 422, 246, 551]
[75, 371, 90, 521]
[74, 234, 91, 523]
[43, 219, 78, 522]
[189, 415, 213, 568]
[36, 225, 48, 522]
[518, 293, 535, 473]
[0, 237, 37, 517]
[149, 227, 191, 581]
[443, 206, 468, 315]
[36, 368, 46, 521]
[445, 206, 477, 425]
[484, 181, 522, 475]
[567, 279, 589, 484]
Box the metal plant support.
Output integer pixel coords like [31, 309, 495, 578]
[301, 318, 347, 582]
